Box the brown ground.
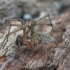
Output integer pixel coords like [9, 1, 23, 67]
[0, 8, 70, 70]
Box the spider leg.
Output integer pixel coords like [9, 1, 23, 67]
[22, 19, 31, 44]
[47, 14, 55, 31]
[22, 25, 31, 45]
[36, 14, 52, 23]
[1, 24, 11, 49]
[36, 15, 47, 23]
[30, 21, 37, 46]
[47, 15, 70, 40]
[9, 28, 23, 35]
[1, 24, 23, 49]
[34, 32, 48, 56]
[31, 30, 35, 46]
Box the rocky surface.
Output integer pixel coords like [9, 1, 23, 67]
[0, 8, 70, 70]
[0, 0, 70, 70]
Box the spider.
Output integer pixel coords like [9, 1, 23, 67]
[0, 14, 66, 49]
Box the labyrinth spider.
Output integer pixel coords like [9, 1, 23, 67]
[1, 14, 63, 49]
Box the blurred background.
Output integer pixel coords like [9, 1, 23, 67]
[0, 0, 70, 23]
